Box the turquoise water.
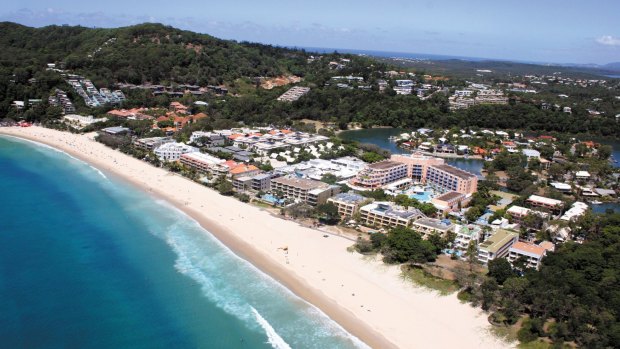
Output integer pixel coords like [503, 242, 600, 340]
[262, 194, 285, 205]
[0, 135, 365, 349]
[409, 191, 432, 202]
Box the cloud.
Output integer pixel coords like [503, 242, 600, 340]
[596, 35, 620, 46]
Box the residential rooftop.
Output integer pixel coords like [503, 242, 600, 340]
[368, 160, 405, 170]
[434, 191, 464, 202]
[413, 217, 454, 231]
[361, 202, 424, 220]
[330, 192, 365, 204]
[479, 229, 519, 254]
[271, 176, 328, 190]
[430, 163, 476, 179]
[510, 241, 546, 258]
[527, 195, 563, 207]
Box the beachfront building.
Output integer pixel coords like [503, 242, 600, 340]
[477, 229, 519, 264]
[134, 136, 174, 151]
[453, 224, 482, 250]
[425, 164, 478, 194]
[233, 173, 271, 192]
[154, 142, 198, 162]
[229, 163, 260, 179]
[391, 152, 445, 181]
[63, 114, 108, 127]
[359, 202, 425, 229]
[327, 193, 366, 219]
[101, 126, 130, 135]
[270, 176, 340, 206]
[526, 195, 563, 211]
[508, 241, 550, 270]
[232, 176, 253, 191]
[180, 152, 225, 173]
[251, 174, 272, 191]
[351, 160, 408, 189]
[411, 217, 455, 238]
[431, 191, 468, 213]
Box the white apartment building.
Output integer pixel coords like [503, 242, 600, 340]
[154, 142, 198, 161]
[411, 218, 455, 238]
[477, 229, 519, 264]
[359, 202, 425, 229]
[180, 152, 225, 173]
[453, 224, 482, 250]
[508, 241, 549, 270]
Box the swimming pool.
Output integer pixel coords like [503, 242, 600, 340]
[409, 191, 433, 202]
[443, 249, 463, 257]
[262, 194, 285, 205]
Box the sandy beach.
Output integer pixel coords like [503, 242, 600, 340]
[0, 126, 512, 349]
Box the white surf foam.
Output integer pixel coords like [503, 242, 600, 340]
[1, 134, 108, 180]
[251, 307, 292, 349]
[148, 203, 369, 348]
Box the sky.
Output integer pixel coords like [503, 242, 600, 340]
[1, 0, 619, 65]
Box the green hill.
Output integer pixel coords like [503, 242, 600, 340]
[0, 22, 309, 86]
[0, 22, 617, 137]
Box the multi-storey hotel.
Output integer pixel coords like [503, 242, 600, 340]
[390, 152, 445, 181]
[351, 160, 407, 188]
[359, 202, 425, 228]
[390, 153, 478, 194]
[154, 142, 198, 162]
[327, 193, 366, 219]
[411, 217, 455, 238]
[477, 229, 519, 264]
[507, 241, 550, 270]
[270, 176, 340, 206]
[180, 152, 225, 173]
[425, 164, 478, 194]
[134, 136, 174, 151]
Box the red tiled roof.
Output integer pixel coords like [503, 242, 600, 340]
[223, 160, 238, 169]
[230, 164, 259, 175]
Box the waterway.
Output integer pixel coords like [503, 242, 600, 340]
[339, 128, 485, 176]
[339, 128, 620, 212]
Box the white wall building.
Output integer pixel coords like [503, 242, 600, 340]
[154, 142, 198, 162]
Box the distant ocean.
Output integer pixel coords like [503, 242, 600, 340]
[296, 46, 489, 62]
[0, 135, 366, 349]
[293, 46, 620, 77]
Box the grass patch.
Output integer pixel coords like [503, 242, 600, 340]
[251, 201, 273, 209]
[400, 265, 460, 296]
[518, 340, 554, 349]
[457, 289, 473, 303]
[491, 324, 519, 343]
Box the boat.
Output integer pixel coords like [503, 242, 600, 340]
[590, 200, 603, 205]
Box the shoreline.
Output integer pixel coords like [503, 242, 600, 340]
[0, 126, 512, 349]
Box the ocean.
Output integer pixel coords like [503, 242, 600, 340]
[0, 135, 366, 349]
[298, 46, 488, 61]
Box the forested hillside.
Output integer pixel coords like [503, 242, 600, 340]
[0, 22, 309, 86]
[0, 22, 618, 137]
